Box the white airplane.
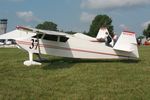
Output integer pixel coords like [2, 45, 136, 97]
[0, 26, 139, 66]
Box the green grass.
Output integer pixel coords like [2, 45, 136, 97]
[0, 46, 150, 100]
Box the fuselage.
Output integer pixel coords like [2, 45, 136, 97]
[16, 33, 137, 59]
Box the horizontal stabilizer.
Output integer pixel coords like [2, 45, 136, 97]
[114, 44, 135, 52]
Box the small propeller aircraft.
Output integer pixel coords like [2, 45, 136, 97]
[0, 26, 139, 66]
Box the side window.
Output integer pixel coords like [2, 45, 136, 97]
[33, 34, 43, 39]
[60, 36, 69, 42]
[43, 34, 58, 41]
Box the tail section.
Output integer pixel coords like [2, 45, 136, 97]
[96, 27, 114, 46]
[96, 27, 109, 39]
[113, 31, 139, 58]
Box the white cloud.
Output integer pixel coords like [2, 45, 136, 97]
[81, 0, 150, 9]
[16, 11, 40, 22]
[119, 24, 129, 30]
[80, 12, 95, 22]
[142, 20, 150, 29]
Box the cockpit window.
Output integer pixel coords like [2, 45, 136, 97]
[43, 34, 58, 41]
[33, 34, 69, 42]
[33, 34, 43, 39]
[60, 36, 69, 42]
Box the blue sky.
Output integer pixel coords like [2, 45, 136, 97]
[0, 0, 150, 36]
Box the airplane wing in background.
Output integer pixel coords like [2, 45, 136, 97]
[0, 29, 36, 40]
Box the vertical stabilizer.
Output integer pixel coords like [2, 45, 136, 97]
[96, 27, 114, 46]
[96, 27, 109, 39]
[113, 31, 139, 58]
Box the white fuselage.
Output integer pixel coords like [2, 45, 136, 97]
[16, 34, 137, 59]
[0, 26, 139, 66]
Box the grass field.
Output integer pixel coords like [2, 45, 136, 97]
[0, 46, 150, 100]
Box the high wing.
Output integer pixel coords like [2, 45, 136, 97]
[0, 26, 69, 40]
[17, 26, 67, 37]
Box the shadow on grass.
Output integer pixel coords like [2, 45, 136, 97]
[42, 57, 140, 70]
[42, 58, 75, 70]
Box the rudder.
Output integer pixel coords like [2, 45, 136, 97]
[113, 31, 139, 58]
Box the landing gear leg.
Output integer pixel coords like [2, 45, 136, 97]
[24, 52, 42, 66]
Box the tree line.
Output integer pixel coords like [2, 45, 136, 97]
[35, 15, 150, 38]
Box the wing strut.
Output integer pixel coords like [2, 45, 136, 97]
[35, 31, 42, 61]
[35, 31, 48, 62]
